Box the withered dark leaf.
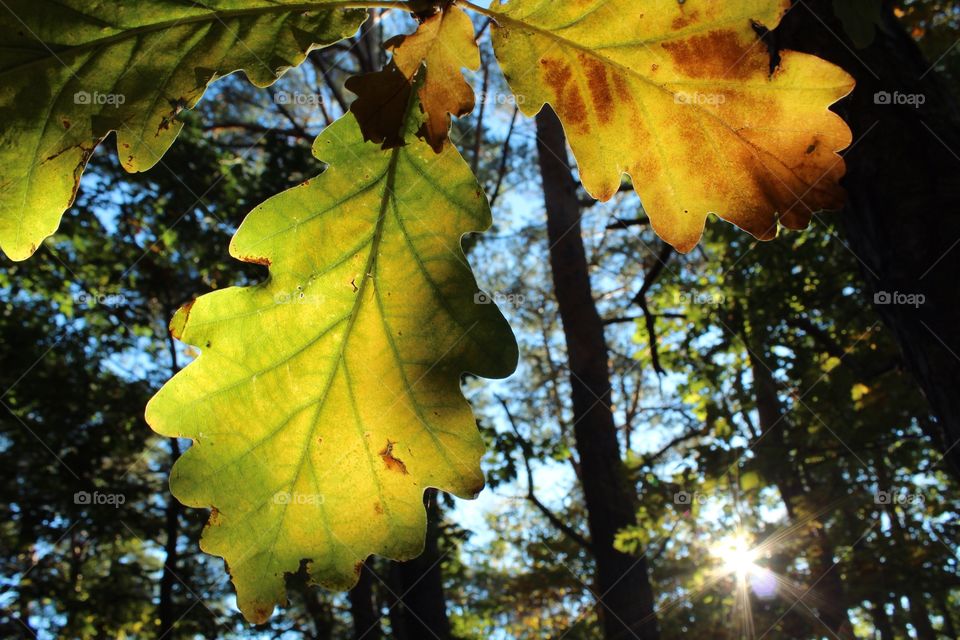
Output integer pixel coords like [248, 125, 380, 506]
[389, 4, 480, 153]
[345, 61, 414, 150]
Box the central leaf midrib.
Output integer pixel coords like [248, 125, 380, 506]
[264, 144, 402, 563]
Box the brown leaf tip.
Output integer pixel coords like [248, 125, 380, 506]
[240, 255, 272, 267]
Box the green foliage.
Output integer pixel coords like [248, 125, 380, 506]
[0, 0, 366, 261]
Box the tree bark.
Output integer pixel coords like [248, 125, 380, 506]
[740, 317, 854, 638]
[389, 490, 452, 640]
[159, 332, 183, 639]
[536, 106, 660, 640]
[349, 559, 382, 640]
[775, 0, 960, 478]
[869, 600, 895, 640]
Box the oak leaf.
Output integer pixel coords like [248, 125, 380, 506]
[145, 104, 518, 623]
[0, 0, 366, 261]
[489, 0, 855, 251]
[389, 4, 481, 152]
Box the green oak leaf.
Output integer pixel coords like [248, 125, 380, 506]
[145, 106, 519, 623]
[0, 0, 367, 261]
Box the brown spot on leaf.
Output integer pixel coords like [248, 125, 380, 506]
[662, 30, 764, 80]
[209, 507, 221, 526]
[579, 52, 614, 123]
[373, 501, 383, 515]
[672, 10, 700, 30]
[241, 255, 271, 267]
[379, 440, 409, 475]
[353, 561, 364, 576]
[541, 58, 588, 130]
[61, 119, 71, 130]
[612, 73, 632, 102]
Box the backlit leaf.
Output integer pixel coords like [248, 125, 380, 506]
[145, 105, 518, 623]
[489, 0, 855, 251]
[389, 4, 481, 152]
[0, 0, 366, 261]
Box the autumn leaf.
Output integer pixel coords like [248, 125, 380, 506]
[487, 0, 855, 252]
[388, 4, 481, 152]
[0, 0, 367, 261]
[345, 61, 415, 150]
[145, 104, 518, 623]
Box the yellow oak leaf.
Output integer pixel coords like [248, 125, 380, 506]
[488, 0, 855, 251]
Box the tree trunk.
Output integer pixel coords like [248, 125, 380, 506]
[390, 490, 452, 640]
[536, 106, 660, 640]
[741, 321, 854, 638]
[869, 600, 895, 640]
[158, 438, 182, 639]
[159, 332, 183, 639]
[936, 592, 958, 639]
[349, 559, 382, 640]
[775, 0, 960, 478]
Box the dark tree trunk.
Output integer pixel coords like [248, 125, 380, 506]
[389, 490, 452, 640]
[907, 593, 937, 640]
[775, 0, 960, 478]
[159, 332, 183, 639]
[158, 438, 182, 639]
[741, 319, 854, 638]
[536, 107, 659, 640]
[299, 582, 334, 640]
[349, 559, 381, 640]
[869, 599, 895, 640]
[936, 592, 958, 639]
